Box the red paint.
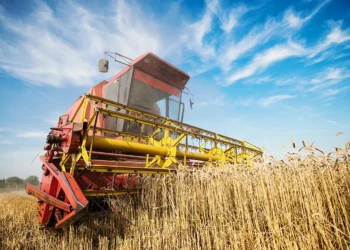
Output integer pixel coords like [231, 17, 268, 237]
[133, 69, 181, 96]
[27, 52, 192, 228]
[109, 52, 190, 91]
[26, 156, 89, 228]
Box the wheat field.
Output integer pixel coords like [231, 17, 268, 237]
[1, 144, 350, 249]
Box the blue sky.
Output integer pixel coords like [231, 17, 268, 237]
[0, 0, 349, 178]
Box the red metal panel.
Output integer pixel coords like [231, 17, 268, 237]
[133, 69, 181, 96]
[108, 53, 190, 90]
[26, 155, 89, 228]
[61, 80, 108, 136]
[75, 172, 136, 191]
[26, 184, 71, 212]
[132, 52, 190, 90]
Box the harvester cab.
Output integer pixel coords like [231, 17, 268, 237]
[99, 52, 189, 136]
[26, 52, 263, 229]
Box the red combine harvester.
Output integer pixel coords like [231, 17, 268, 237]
[26, 52, 262, 228]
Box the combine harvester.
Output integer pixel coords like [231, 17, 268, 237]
[26, 52, 263, 228]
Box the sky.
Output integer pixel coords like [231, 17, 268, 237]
[0, 0, 349, 179]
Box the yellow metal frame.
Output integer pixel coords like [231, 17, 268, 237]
[83, 189, 138, 197]
[60, 94, 263, 174]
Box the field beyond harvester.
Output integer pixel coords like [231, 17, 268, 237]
[26, 52, 262, 228]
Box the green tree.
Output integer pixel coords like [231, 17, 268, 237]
[24, 176, 39, 186]
[5, 176, 23, 188]
[0, 179, 5, 188]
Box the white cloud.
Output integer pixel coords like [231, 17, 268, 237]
[334, 51, 350, 60]
[326, 120, 350, 129]
[259, 95, 295, 107]
[275, 76, 303, 86]
[33, 1, 54, 22]
[308, 50, 333, 64]
[214, 94, 299, 109]
[0, 5, 97, 87]
[225, 21, 350, 85]
[284, 0, 330, 29]
[308, 68, 350, 92]
[0, 0, 248, 84]
[184, 0, 249, 60]
[233, 98, 254, 107]
[16, 131, 47, 138]
[0, 0, 334, 86]
[219, 0, 329, 72]
[219, 20, 279, 71]
[0, 1, 179, 87]
[284, 0, 330, 28]
[322, 86, 349, 97]
[0, 140, 13, 145]
[219, 5, 248, 33]
[187, 10, 216, 59]
[220, 0, 328, 70]
[309, 23, 350, 58]
[226, 41, 306, 84]
[284, 9, 303, 28]
[244, 75, 276, 85]
[197, 96, 225, 107]
[311, 68, 343, 83]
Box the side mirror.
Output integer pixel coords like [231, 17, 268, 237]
[98, 59, 109, 73]
[190, 98, 194, 109]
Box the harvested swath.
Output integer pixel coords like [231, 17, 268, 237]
[1, 143, 350, 249]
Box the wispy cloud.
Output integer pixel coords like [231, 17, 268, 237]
[218, 5, 248, 33]
[16, 131, 47, 138]
[259, 94, 295, 108]
[226, 41, 306, 84]
[230, 22, 350, 87]
[244, 75, 276, 85]
[283, 9, 304, 29]
[219, 0, 329, 72]
[308, 67, 350, 92]
[309, 21, 350, 58]
[0, 1, 181, 87]
[221, 1, 349, 84]
[284, 0, 330, 29]
[311, 68, 348, 84]
[196, 96, 225, 107]
[326, 120, 350, 129]
[0, 140, 13, 145]
[0, 0, 335, 87]
[322, 86, 349, 97]
[186, 7, 216, 59]
[225, 20, 350, 85]
[233, 98, 255, 107]
[219, 20, 279, 71]
[184, 0, 250, 61]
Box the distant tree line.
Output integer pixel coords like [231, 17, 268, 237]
[0, 176, 39, 189]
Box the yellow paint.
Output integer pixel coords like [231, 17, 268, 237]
[62, 94, 263, 174]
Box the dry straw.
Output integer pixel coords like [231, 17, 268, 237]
[1, 141, 350, 249]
